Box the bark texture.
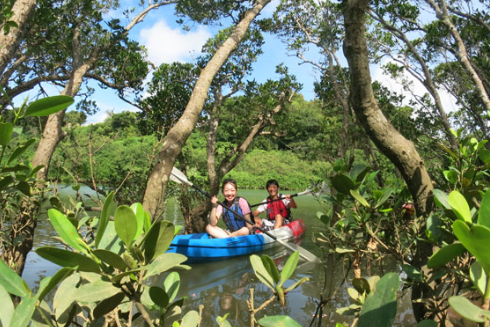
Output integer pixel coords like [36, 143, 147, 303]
[343, 0, 433, 214]
[0, 0, 36, 75]
[142, 0, 272, 218]
[343, 0, 435, 321]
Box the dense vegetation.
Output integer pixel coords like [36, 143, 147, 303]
[2, 0, 490, 325]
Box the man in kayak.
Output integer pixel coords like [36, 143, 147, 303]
[206, 179, 256, 238]
[252, 179, 297, 230]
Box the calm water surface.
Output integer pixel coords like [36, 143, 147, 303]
[23, 188, 416, 326]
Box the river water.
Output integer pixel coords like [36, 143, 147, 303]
[22, 187, 416, 326]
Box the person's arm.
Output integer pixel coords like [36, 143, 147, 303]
[285, 194, 297, 208]
[209, 195, 221, 226]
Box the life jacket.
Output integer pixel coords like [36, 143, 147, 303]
[222, 197, 247, 232]
[266, 194, 291, 220]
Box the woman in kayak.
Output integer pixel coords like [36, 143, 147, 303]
[206, 179, 255, 238]
[252, 179, 297, 230]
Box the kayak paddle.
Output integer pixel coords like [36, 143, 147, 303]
[249, 188, 313, 208]
[170, 167, 321, 263]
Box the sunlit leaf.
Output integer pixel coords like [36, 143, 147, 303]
[143, 220, 175, 263]
[145, 253, 189, 278]
[427, 243, 465, 269]
[0, 258, 31, 297]
[453, 221, 490, 274]
[0, 284, 14, 327]
[261, 255, 280, 284]
[180, 310, 199, 327]
[448, 296, 490, 323]
[164, 272, 181, 303]
[358, 273, 399, 327]
[95, 192, 115, 248]
[0, 122, 13, 147]
[93, 249, 127, 271]
[478, 189, 490, 229]
[280, 251, 299, 286]
[470, 261, 487, 296]
[258, 315, 303, 327]
[76, 279, 120, 303]
[114, 205, 138, 247]
[35, 247, 100, 273]
[350, 189, 370, 208]
[24, 95, 74, 117]
[37, 267, 74, 300]
[10, 293, 37, 327]
[8, 139, 35, 164]
[250, 254, 274, 290]
[448, 191, 472, 223]
[48, 209, 89, 254]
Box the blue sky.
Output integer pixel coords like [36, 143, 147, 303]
[83, 0, 323, 124]
[21, 0, 456, 124]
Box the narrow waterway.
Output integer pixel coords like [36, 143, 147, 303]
[22, 187, 416, 326]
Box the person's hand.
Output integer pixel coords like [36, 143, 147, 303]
[211, 195, 218, 207]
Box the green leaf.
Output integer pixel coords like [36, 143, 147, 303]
[114, 205, 138, 247]
[350, 189, 370, 208]
[250, 254, 274, 290]
[358, 272, 399, 327]
[448, 296, 490, 323]
[478, 189, 490, 229]
[48, 209, 88, 254]
[401, 265, 422, 282]
[331, 173, 356, 195]
[0, 284, 14, 327]
[448, 191, 472, 223]
[261, 255, 280, 284]
[130, 202, 145, 241]
[76, 279, 120, 303]
[374, 187, 393, 209]
[93, 249, 128, 271]
[0, 122, 13, 147]
[53, 273, 79, 321]
[24, 95, 74, 117]
[432, 189, 450, 210]
[453, 221, 490, 274]
[149, 286, 169, 308]
[415, 320, 438, 327]
[258, 315, 303, 327]
[37, 267, 74, 300]
[93, 292, 125, 319]
[0, 258, 31, 297]
[427, 243, 466, 269]
[470, 261, 487, 296]
[280, 251, 299, 287]
[95, 192, 115, 248]
[352, 278, 371, 295]
[97, 221, 124, 254]
[164, 272, 181, 303]
[180, 310, 199, 327]
[35, 247, 100, 273]
[10, 293, 37, 327]
[145, 253, 189, 278]
[8, 139, 35, 164]
[142, 220, 175, 263]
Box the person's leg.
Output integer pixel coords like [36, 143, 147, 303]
[229, 226, 250, 237]
[206, 224, 231, 238]
[273, 214, 284, 229]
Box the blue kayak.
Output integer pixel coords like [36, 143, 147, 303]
[167, 219, 305, 263]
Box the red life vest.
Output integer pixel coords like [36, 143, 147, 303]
[267, 195, 290, 220]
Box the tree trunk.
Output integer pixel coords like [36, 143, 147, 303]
[343, 0, 433, 214]
[32, 65, 91, 179]
[343, 0, 435, 321]
[142, 0, 272, 218]
[0, 0, 36, 75]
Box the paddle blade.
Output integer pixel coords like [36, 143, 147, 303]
[277, 239, 321, 263]
[170, 167, 190, 185]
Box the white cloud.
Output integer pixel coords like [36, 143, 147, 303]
[139, 20, 212, 66]
[372, 58, 458, 113]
